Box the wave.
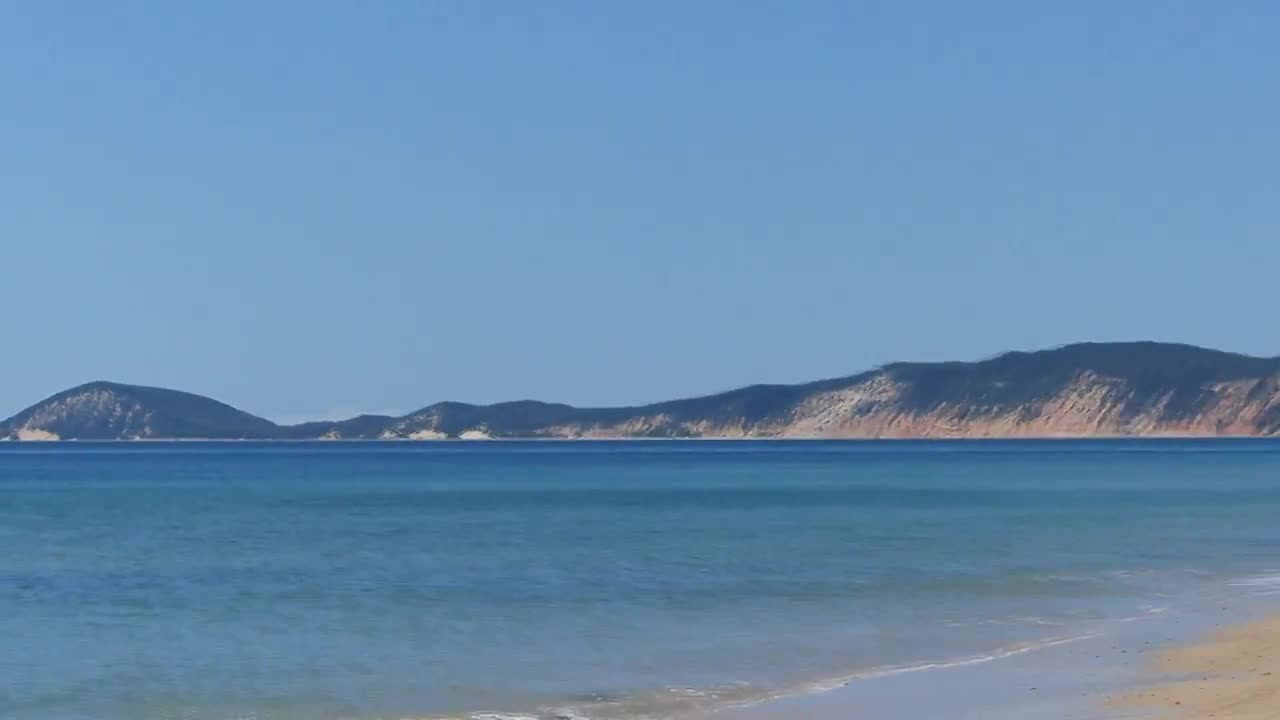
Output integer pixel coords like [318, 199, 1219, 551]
[1228, 571, 1280, 592]
[1115, 605, 1169, 623]
[428, 632, 1105, 720]
[801, 633, 1100, 690]
[944, 615, 1065, 628]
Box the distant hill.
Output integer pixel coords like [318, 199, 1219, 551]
[6, 342, 1280, 440]
[1, 381, 278, 440]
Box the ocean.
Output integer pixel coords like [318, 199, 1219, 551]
[4, 440, 1280, 720]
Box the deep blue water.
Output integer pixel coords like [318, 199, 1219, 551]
[3, 440, 1280, 720]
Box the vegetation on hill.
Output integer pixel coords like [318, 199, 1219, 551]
[5, 343, 1280, 440]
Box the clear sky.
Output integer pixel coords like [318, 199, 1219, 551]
[3, 2, 1277, 422]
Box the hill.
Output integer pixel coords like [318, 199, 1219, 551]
[5, 342, 1280, 440]
[1, 381, 278, 440]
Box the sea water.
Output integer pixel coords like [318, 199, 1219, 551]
[3, 440, 1280, 720]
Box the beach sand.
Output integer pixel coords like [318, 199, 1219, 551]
[1112, 615, 1280, 719]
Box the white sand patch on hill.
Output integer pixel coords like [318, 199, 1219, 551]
[16, 428, 60, 441]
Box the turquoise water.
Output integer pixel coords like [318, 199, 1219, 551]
[3, 440, 1280, 720]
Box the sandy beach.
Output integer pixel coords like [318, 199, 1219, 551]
[1113, 614, 1280, 719]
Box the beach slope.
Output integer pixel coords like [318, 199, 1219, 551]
[1114, 615, 1280, 719]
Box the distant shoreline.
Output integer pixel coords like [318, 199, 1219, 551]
[3, 434, 1275, 443]
[7, 342, 1280, 440]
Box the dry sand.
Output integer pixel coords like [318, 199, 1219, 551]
[1112, 615, 1280, 719]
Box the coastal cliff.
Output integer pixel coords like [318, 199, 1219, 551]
[5, 342, 1280, 440]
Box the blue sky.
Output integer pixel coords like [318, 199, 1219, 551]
[3, 2, 1277, 422]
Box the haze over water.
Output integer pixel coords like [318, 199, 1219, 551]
[4, 440, 1280, 720]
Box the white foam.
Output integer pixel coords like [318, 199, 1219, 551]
[443, 632, 1110, 720]
[700, 632, 1106, 715]
[824, 633, 1100, 685]
[1228, 571, 1280, 590]
[1115, 605, 1170, 622]
[943, 615, 1065, 628]
[1225, 572, 1280, 596]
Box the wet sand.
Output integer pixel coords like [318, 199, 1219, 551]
[1112, 615, 1280, 719]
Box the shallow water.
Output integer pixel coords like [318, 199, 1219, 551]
[3, 439, 1280, 719]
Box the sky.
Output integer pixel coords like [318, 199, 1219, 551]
[3, 2, 1277, 422]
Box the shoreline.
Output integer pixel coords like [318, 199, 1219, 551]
[728, 573, 1280, 720]
[1111, 611, 1280, 719]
